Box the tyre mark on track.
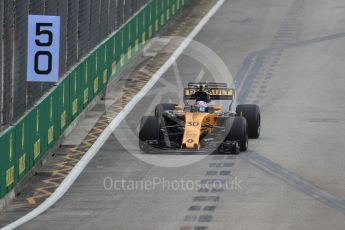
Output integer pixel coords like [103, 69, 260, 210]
[237, 0, 305, 105]
[180, 155, 236, 230]
[241, 152, 345, 215]
[233, 0, 345, 218]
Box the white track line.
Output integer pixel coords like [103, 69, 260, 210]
[2, 1, 225, 229]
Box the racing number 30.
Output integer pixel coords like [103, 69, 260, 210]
[34, 23, 53, 75]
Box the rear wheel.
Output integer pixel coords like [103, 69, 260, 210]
[139, 116, 161, 153]
[236, 104, 260, 138]
[155, 103, 177, 118]
[225, 117, 248, 152]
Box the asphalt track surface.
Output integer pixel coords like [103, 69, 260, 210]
[10, 0, 345, 229]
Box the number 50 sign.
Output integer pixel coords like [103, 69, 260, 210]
[27, 15, 60, 82]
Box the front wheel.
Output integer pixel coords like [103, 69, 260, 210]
[224, 116, 248, 153]
[139, 116, 161, 153]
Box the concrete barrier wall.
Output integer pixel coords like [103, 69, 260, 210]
[0, 0, 190, 199]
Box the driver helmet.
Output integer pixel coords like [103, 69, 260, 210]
[195, 100, 208, 112]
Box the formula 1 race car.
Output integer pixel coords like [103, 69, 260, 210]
[139, 82, 261, 154]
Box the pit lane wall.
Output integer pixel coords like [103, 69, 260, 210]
[0, 0, 190, 199]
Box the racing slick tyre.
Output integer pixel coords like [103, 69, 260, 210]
[155, 104, 176, 118]
[236, 104, 261, 139]
[225, 117, 248, 153]
[155, 103, 177, 126]
[139, 116, 161, 153]
[155, 103, 180, 146]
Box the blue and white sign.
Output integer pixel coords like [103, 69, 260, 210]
[27, 15, 60, 82]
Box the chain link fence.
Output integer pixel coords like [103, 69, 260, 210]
[0, 0, 148, 130]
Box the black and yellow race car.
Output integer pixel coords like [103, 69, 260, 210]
[139, 82, 260, 154]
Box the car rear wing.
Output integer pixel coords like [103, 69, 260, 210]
[184, 87, 234, 100]
[187, 82, 228, 88]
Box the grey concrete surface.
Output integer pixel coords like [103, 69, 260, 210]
[15, 0, 345, 229]
[62, 110, 104, 146]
